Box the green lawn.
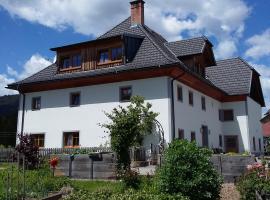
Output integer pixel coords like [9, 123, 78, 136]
[70, 180, 121, 193]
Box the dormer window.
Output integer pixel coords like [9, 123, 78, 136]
[98, 46, 123, 65]
[62, 57, 70, 69]
[59, 53, 82, 71]
[72, 54, 82, 67]
[99, 49, 109, 63]
[111, 47, 122, 61]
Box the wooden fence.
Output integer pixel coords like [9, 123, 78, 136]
[0, 145, 160, 163]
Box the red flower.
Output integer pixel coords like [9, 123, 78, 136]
[49, 157, 59, 168]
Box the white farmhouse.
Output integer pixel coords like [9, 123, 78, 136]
[8, 0, 265, 153]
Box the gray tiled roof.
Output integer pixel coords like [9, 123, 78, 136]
[10, 17, 180, 87]
[206, 57, 254, 95]
[165, 36, 210, 57]
[8, 17, 258, 99]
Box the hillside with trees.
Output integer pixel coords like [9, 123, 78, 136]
[0, 94, 19, 147]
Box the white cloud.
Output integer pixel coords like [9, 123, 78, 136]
[0, 0, 250, 59]
[245, 29, 270, 59]
[0, 54, 52, 96]
[7, 54, 52, 80]
[215, 40, 238, 59]
[0, 74, 17, 96]
[251, 63, 270, 110]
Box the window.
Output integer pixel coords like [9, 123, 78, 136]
[189, 91, 193, 106]
[98, 46, 123, 65]
[178, 129, 184, 140]
[201, 96, 206, 111]
[191, 131, 196, 142]
[70, 92, 80, 107]
[111, 47, 122, 61]
[259, 138, 262, 152]
[31, 134, 45, 148]
[32, 97, 41, 110]
[253, 137, 256, 151]
[219, 109, 234, 121]
[62, 57, 70, 69]
[63, 132, 79, 148]
[120, 86, 132, 102]
[72, 54, 82, 67]
[219, 135, 223, 147]
[60, 54, 82, 70]
[99, 49, 109, 63]
[177, 86, 183, 102]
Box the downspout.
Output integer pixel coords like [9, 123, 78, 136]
[170, 71, 185, 141]
[21, 93, 26, 137]
[17, 83, 25, 137]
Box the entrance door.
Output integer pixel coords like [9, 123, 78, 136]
[224, 136, 239, 153]
[202, 126, 209, 148]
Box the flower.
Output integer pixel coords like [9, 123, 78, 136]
[49, 157, 59, 168]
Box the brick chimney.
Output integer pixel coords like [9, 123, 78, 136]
[130, 0, 145, 26]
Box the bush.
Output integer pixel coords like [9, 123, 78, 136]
[15, 134, 39, 169]
[237, 163, 270, 200]
[155, 140, 222, 200]
[120, 169, 140, 189]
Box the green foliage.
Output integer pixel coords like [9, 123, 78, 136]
[15, 134, 40, 169]
[101, 96, 158, 173]
[155, 140, 222, 200]
[120, 169, 141, 189]
[0, 163, 70, 199]
[237, 167, 270, 200]
[63, 189, 189, 200]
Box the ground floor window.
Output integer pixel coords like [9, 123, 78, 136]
[259, 138, 262, 152]
[191, 131, 196, 142]
[178, 129, 184, 140]
[253, 137, 256, 151]
[63, 132, 79, 148]
[31, 134, 45, 148]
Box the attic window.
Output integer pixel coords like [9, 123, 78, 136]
[98, 46, 123, 65]
[99, 49, 109, 63]
[111, 47, 122, 61]
[59, 54, 82, 71]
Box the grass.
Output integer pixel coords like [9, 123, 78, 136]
[71, 180, 122, 193]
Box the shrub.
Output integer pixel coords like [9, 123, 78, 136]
[155, 140, 222, 200]
[237, 162, 270, 200]
[120, 169, 140, 189]
[15, 134, 39, 169]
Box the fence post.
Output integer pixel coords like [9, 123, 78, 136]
[69, 155, 74, 178]
[89, 157, 94, 180]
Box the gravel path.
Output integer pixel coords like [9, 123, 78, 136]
[220, 184, 241, 200]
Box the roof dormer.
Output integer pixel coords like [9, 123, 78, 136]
[51, 34, 143, 74]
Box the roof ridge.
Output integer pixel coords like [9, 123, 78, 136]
[166, 36, 206, 44]
[97, 17, 131, 39]
[138, 25, 178, 63]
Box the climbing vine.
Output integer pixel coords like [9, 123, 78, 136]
[101, 96, 159, 174]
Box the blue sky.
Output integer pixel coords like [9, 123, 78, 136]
[0, 0, 269, 111]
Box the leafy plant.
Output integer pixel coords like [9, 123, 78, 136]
[120, 169, 140, 189]
[155, 140, 222, 200]
[101, 96, 158, 173]
[237, 162, 270, 200]
[15, 134, 39, 169]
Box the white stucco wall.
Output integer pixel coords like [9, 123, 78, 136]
[17, 77, 171, 148]
[173, 81, 222, 149]
[221, 101, 249, 152]
[17, 76, 263, 153]
[247, 96, 264, 153]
